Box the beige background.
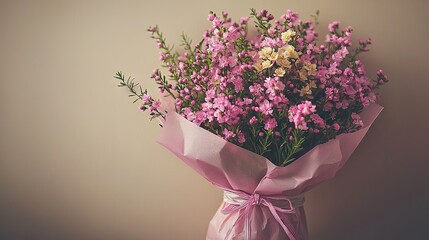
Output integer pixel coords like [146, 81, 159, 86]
[1, 0, 428, 239]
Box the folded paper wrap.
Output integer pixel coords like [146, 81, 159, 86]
[157, 103, 383, 240]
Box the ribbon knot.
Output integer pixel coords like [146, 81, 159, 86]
[222, 190, 304, 240]
[252, 193, 260, 205]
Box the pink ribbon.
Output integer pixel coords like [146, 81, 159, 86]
[222, 190, 304, 240]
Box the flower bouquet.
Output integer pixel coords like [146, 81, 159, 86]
[116, 8, 388, 240]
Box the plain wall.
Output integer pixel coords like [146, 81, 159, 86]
[1, 0, 428, 239]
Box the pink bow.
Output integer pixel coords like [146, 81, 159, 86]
[222, 190, 303, 240]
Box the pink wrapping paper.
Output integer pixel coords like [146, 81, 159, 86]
[157, 103, 383, 240]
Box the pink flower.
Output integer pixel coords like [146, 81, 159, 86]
[328, 21, 340, 33]
[264, 77, 285, 97]
[183, 107, 195, 121]
[219, 56, 229, 68]
[305, 26, 317, 43]
[249, 116, 258, 125]
[213, 94, 230, 112]
[237, 132, 245, 143]
[227, 56, 237, 67]
[345, 86, 357, 95]
[332, 123, 340, 131]
[299, 101, 316, 115]
[249, 84, 263, 95]
[214, 110, 227, 123]
[264, 118, 277, 130]
[223, 26, 240, 42]
[142, 94, 151, 104]
[261, 37, 278, 47]
[222, 128, 236, 140]
[328, 62, 342, 75]
[351, 113, 364, 127]
[284, 9, 299, 24]
[258, 100, 273, 115]
[288, 101, 316, 130]
[332, 47, 349, 62]
[205, 89, 216, 101]
[311, 114, 326, 128]
[325, 87, 339, 101]
[231, 76, 243, 92]
[335, 100, 349, 109]
[194, 111, 207, 126]
[240, 17, 249, 24]
[267, 28, 276, 37]
[243, 98, 253, 105]
[152, 100, 161, 109]
[208, 14, 215, 21]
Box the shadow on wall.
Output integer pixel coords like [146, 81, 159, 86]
[306, 116, 429, 240]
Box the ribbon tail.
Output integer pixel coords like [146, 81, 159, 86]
[223, 204, 249, 240]
[245, 207, 249, 240]
[266, 203, 298, 240]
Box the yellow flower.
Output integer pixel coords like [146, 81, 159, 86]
[268, 52, 278, 61]
[282, 45, 299, 59]
[281, 29, 296, 42]
[300, 85, 312, 96]
[304, 62, 317, 76]
[262, 60, 272, 69]
[276, 58, 292, 69]
[309, 80, 317, 89]
[299, 69, 308, 81]
[278, 46, 289, 57]
[274, 68, 286, 77]
[259, 47, 273, 59]
[277, 47, 285, 58]
[253, 61, 263, 72]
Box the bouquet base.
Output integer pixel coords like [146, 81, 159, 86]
[206, 191, 308, 240]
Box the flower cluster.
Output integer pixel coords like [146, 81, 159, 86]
[116, 8, 388, 166]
